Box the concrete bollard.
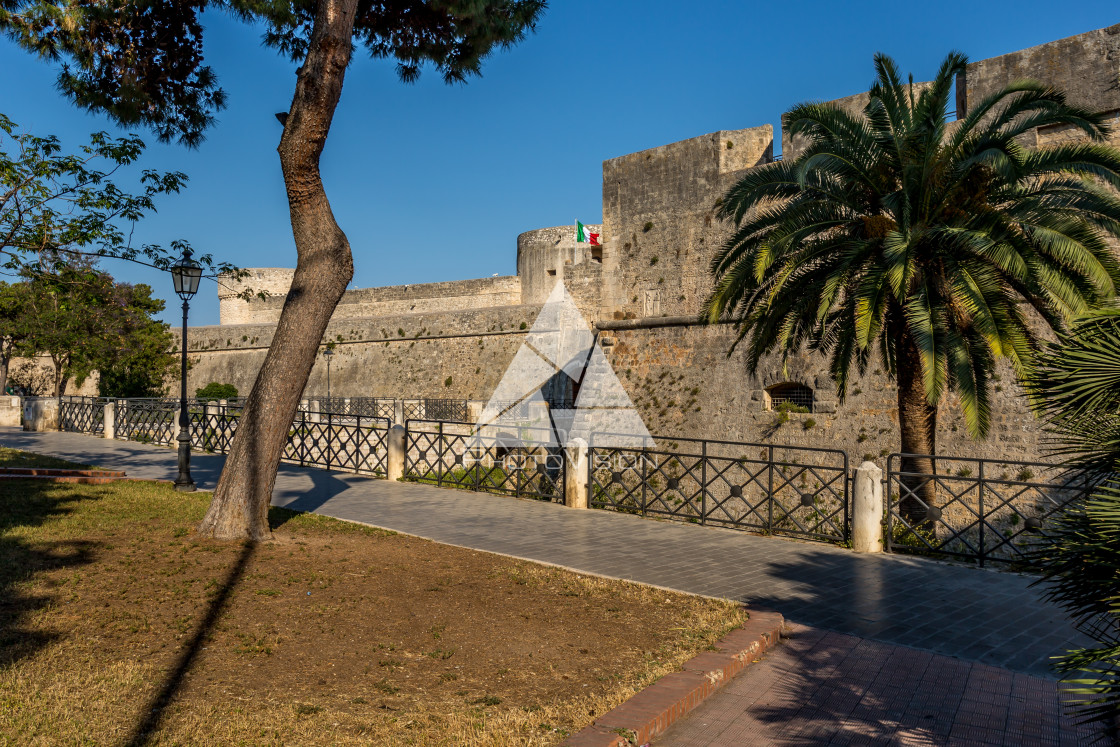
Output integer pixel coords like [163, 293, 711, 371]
[387, 424, 406, 481]
[393, 399, 405, 426]
[466, 400, 485, 424]
[0, 396, 21, 427]
[852, 460, 884, 553]
[103, 401, 116, 439]
[565, 437, 589, 509]
[23, 398, 60, 432]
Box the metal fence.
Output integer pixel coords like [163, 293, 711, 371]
[589, 434, 850, 542]
[403, 419, 564, 501]
[115, 398, 180, 446]
[308, 397, 395, 419]
[885, 453, 1096, 566]
[58, 396, 106, 435]
[189, 403, 391, 476]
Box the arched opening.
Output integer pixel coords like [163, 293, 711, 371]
[766, 382, 814, 413]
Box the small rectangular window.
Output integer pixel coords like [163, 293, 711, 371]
[591, 247, 603, 263]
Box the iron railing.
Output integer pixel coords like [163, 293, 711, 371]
[58, 396, 106, 434]
[190, 403, 390, 476]
[115, 398, 180, 446]
[885, 453, 1095, 566]
[403, 419, 564, 501]
[589, 434, 850, 543]
[307, 396, 395, 419]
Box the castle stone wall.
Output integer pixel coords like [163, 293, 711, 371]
[601, 126, 773, 321]
[220, 271, 521, 326]
[177, 304, 539, 400]
[599, 321, 1044, 465]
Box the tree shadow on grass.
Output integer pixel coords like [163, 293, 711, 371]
[124, 540, 256, 747]
[0, 480, 99, 669]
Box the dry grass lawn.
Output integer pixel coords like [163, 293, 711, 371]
[0, 448, 747, 745]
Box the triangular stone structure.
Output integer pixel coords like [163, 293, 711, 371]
[474, 280, 653, 449]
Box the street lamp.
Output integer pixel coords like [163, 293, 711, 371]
[324, 347, 334, 401]
[171, 247, 202, 492]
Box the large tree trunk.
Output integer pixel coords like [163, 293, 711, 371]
[896, 327, 938, 527]
[197, 0, 359, 541]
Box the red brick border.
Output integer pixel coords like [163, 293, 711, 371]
[563, 610, 784, 746]
[0, 467, 130, 485]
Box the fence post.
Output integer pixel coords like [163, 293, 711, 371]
[387, 424, 406, 481]
[437, 422, 445, 487]
[103, 401, 116, 440]
[767, 445, 775, 533]
[393, 399, 404, 426]
[565, 437, 589, 509]
[978, 460, 986, 568]
[852, 460, 884, 553]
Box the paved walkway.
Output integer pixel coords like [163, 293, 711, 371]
[1, 429, 1102, 744]
[0, 429, 1089, 679]
[657, 623, 1096, 746]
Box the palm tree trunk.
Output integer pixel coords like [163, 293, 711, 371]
[896, 328, 938, 527]
[196, 0, 358, 541]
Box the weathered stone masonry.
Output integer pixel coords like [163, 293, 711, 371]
[180, 25, 1120, 464]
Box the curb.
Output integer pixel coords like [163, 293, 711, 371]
[563, 610, 784, 746]
[0, 467, 132, 485]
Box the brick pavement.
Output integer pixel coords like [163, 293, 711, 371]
[656, 623, 1100, 746]
[0, 428, 1093, 682]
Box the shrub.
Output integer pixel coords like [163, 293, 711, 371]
[195, 382, 238, 400]
[1026, 311, 1120, 729]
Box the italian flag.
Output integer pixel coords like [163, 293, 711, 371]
[576, 221, 601, 246]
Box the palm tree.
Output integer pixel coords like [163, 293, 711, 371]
[706, 51, 1120, 522]
[1026, 310, 1120, 736]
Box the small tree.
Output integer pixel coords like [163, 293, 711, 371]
[97, 284, 177, 398]
[15, 266, 176, 396]
[0, 281, 32, 394]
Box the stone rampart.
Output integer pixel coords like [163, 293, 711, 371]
[177, 304, 539, 399]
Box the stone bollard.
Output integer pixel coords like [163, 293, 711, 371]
[564, 437, 589, 509]
[466, 400, 486, 424]
[393, 399, 405, 426]
[0, 396, 21, 427]
[387, 424, 406, 481]
[310, 399, 321, 424]
[103, 401, 116, 439]
[23, 398, 60, 432]
[852, 460, 884, 553]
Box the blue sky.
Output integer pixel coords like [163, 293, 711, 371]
[2, 1, 1118, 326]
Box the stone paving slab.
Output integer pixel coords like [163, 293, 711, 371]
[655, 623, 1101, 746]
[0, 429, 1092, 680]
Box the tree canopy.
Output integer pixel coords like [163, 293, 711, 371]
[1, 0, 546, 146]
[1, 265, 176, 396]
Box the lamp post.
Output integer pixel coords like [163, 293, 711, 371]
[171, 247, 202, 492]
[324, 347, 334, 401]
